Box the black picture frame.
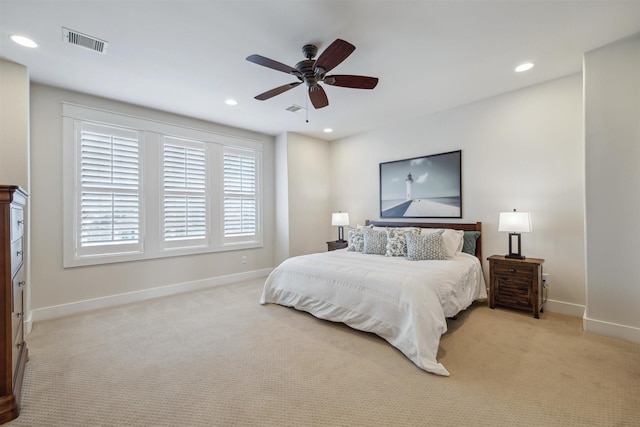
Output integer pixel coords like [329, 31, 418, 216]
[379, 150, 462, 218]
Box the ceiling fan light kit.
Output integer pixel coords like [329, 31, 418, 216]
[246, 39, 379, 109]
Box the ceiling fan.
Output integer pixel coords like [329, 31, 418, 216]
[246, 39, 379, 109]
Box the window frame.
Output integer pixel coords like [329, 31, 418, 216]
[63, 103, 263, 268]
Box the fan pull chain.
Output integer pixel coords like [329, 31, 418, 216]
[305, 94, 309, 123]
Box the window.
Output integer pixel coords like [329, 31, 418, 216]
[63, 103, 263, 267]
[162, 137, 207, 248]
[223, 148, 258, 244]
[76, 122, 142, 257]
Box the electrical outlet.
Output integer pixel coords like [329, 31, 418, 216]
[542, 273, 550, 285]
[241, 256, 247, 264]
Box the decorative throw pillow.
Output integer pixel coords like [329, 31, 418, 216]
[462, 231, 481, 255]
[421, 228, 464, 258]
[405, 229, 447, 261]
[363, 227, 387, 255]
[347, 227, 365, 252]
[385, 227, 419, 257]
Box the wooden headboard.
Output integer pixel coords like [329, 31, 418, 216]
[365, 220, 482, 261]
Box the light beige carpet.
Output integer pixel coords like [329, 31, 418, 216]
[8, 278, 640, 426]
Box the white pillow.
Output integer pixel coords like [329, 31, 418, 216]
[420, 228, 464, 258]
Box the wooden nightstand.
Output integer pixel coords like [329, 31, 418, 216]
[488, 255, 545, 319]
[327, 241, 348, 251]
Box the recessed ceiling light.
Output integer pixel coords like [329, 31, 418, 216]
[225, 99, 238, 106]
[323, 128, 333, 133]
[515, 62, 534, 72]
[10, 35, 38, 48]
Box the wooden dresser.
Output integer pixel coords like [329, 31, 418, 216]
[488, 255, 545, 319]
[0, 185, 28, 424]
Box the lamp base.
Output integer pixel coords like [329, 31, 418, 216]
[506, 233, 525, 260]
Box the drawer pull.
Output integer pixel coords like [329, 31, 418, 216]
[18, 280, 25, 287]
[508, 268, 516, 273]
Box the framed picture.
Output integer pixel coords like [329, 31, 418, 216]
[379, 150, 461, 218]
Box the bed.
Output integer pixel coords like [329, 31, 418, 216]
[260, 221, 487, 376]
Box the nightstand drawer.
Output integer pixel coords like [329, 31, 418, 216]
[327, 241, 348, 251]
[492, 262, 533, 279]
[494, 276, 532, 309]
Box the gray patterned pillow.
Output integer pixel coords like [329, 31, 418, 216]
[385, 227, 419, 257]
[363, 227, 387, 255]
[405, 229, 447, 261]
[347, 227, 365, 252]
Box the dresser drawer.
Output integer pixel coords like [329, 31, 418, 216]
[11, 206, 24, 241]
[12, 267, 25, 343]
[11, 237, 24, 277]
[492, 262, 533, 279]
[12, 322, 24, 381]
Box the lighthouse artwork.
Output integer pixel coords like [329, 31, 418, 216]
[379, 150, 461, 218]
[405, 173, 414, 200]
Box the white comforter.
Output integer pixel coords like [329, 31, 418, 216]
[260, 250, 487, 376]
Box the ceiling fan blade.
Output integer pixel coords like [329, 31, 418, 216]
[314, 39, 355, 73]
[324, 75, 379, 89]
[309, 86, 329, 109]
[246, 54, 300, 76]
[255, 82, 302, 101]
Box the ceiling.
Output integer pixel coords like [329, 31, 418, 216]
[2, 1, 640, 141]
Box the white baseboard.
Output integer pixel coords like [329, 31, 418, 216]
[542, 301, 640, 345]
[583, 315, 640, 344]
[544, 299, 585, 317]
[26, 268, 272, 327]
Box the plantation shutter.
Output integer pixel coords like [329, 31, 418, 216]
[162, 138, 207, 244]
[79, 122, 141, 252]
[223, 148, 257, 240]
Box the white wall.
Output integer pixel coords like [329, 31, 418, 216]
[28, 84, 276, 321]
[274, 133, 290, 265]
[329, 74, 586, 315]
[584, 35, 640, 343]
[283, 132, 332, 258]
[0, 58, 32, 331]
[0, 58, 30, 190]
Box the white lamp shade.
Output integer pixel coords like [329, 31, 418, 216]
[498, 211, 532, 233]
[331, 212, 350, 226]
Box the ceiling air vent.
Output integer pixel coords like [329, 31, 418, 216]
[62, 28, 108, 54]
[286, 105, 305, 113]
